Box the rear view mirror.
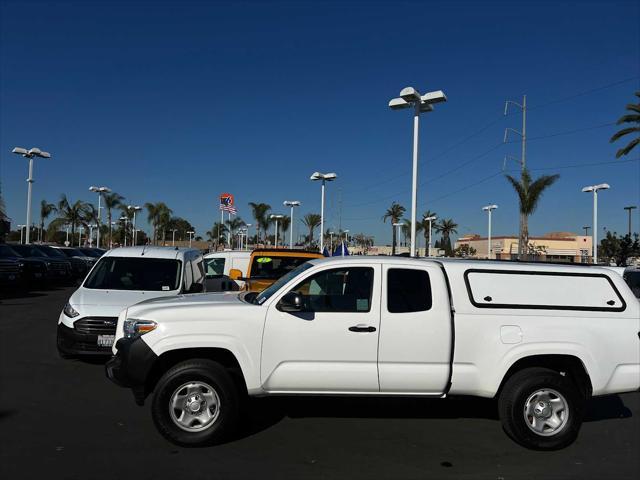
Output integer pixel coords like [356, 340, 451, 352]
[229, 269, 242, 280]
[278, 291, 304, 312]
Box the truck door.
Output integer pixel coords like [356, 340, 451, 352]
[378, 264, 452, 394]
[261, 264, 382, 393]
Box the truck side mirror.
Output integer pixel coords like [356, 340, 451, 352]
[278, 291, 304, 312]
[229, 269, 242, 280]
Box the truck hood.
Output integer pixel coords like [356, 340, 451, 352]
[133, 291, 244, 309]
[69, 287, 179, 307]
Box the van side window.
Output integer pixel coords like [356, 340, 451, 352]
[387, 268, 432, 313]
[291, 267, 374, 313]
[206, 258, 225, 277]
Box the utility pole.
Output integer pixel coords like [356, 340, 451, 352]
[504, 95, 527, 256]
[624, 206, 637, 236]
[583, 226, 590, 236]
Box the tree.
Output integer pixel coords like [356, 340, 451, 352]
[248, 202, 271, 242]
[166, 217, 195, 242]
[145, 202, 173, 245]
[610, 91, 640, 158]
[49, 195, 88, 242]
[599, 231, 640, 266]
[454, 244, 477, 258]
[226, 217, 245, 248]
[103, 192, 124, 248]
[420, 210, 438, 252]
[402, 219, 423, 250]
[301, 213, 322, 248]
[434, 218, 458, 256]
[39, 200, 55, 242]
[505, 168, 560, 258]
[382, 202, 406, 255]
[207, 222, 227, 249]
[279, 215, 291, 241]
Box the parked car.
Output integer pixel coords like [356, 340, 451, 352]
[0, 244, 47, 288]
[57, 246, 205, 357]
[49, 246, 98, 280]
[203, 250, 251, 291]
[9, 244, 73, 284]
[0, 256, 24, 290]
[105, 257, 640, 449]
[233, 248, 324, 292]
[78, 247, 106, 258]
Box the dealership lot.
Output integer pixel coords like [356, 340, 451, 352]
[1, 287, 638, 480]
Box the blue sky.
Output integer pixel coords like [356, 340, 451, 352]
[1, 0, 639, 244]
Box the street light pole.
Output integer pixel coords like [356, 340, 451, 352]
[171, 229, 178, 246]
[423, 215, 437, 257]
[482, 205, 498, 259]
[128, 205, 142, 246]
[392, 223, 403, 253]
[89, 186, 111, 249]
[283, 201, 301, 248]
[582, 184, 610, 264]
[624, 206, 637, 236]
[18, 225, 26, 244]
[310, 172, 337, 253]
[270, 215, 283, 248]
[389, 88, 447, 257]
[187, 231, 195, 247]
[12, 147, 51, 244]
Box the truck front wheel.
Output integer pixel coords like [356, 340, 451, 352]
[151, 359, 240, 446]
[498, 367, 586, 450]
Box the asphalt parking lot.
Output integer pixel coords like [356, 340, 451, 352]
[0, 287, 638, 480]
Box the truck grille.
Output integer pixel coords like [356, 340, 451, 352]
[0, 263, 20, 273]
[74, 317, 118, 334]
[49, 262, 69, 272]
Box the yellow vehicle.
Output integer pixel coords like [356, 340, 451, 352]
[229, 248, 324, 292]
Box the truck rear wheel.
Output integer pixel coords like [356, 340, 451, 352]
[151, 359, 240, 446]
[498, 367, 585, 450]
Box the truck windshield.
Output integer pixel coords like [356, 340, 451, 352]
[253, 262, 314, 305]
[84, 257, 181, 291]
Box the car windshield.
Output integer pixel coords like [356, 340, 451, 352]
[79, 248, 102, 257]
[624, 271, 640, 298]
[84, 257, 182, 291]
[253, 262, 314, 305]
[39, 246, 68, 258]
[10, 245, 49, 258]
[59, 248, 86, 257]
[0, 245, 20, 257]
[249, 255, 315, 280]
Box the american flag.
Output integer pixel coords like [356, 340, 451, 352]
[220, 204, 237, 214]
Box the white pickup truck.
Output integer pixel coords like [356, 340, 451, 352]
[106, 257, 640, 450]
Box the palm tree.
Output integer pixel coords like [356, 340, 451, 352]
[301, 213, 321, 247]
[103, 192, 123, 248]
[226, 217, 245, 248]
[382, 202, 406, 255]
[610, 91, 640, 158]
[434, 219, 459, 257]
[207, 222, 228, 249]
[39, 200, 55, 242]
[505, 168, 560, 257]
[402, 219, 423, 250]
[145, 202, 173, 245]
[272, 215, 291, 246]
[248, 202, 271, 242]
[49, 195, 87, 242]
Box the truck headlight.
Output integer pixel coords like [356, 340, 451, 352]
[123, 319, 157, 339]
[63, 303, 80, 318]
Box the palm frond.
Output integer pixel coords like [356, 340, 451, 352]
[615, 137, 640, 158]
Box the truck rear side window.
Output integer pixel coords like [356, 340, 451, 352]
[464, 269, 626, 312]
[387, 269, 432, 313]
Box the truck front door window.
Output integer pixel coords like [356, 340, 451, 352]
[291, 267, 374, 313]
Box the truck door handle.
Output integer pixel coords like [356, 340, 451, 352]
[349, 324, 376, 333]
[606, 300, 615, 305]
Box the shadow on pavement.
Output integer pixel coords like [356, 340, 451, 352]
[230, 393, 633, 442]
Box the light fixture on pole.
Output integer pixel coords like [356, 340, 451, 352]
[127, 205, 142, 246]
[423, 215, 437, 257]
[389, 87, 447, 258]
[482, 205, 498, 259]
[283, 200, 301, 248]
[328, 231, 335, 252]
[392, 223, 403, 252]
[88, 224, 98, 247]
[187, 231, 195, 247]
[582, 183, 610, 264]
[119, 216, 129, 247]
[310, 172, 337, 253]
[12, 147, 51, 244]
[78, 225, 84, 247]
[89, 186, 111, 249]
[269, 214, 284, 248]
[170, 229, 178, 246]
[623, 206, 637, 237]
[65, 224, 70, 246]
[343, 229, 349, 244]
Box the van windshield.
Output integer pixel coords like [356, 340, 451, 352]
[84, 257, 181, 291]
[249, 255, 314, 280]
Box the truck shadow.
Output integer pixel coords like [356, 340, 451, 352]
[235, 394, 632, 441]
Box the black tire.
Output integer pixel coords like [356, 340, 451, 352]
[151, 359, 240, 447]
[498, 367, 586, 450]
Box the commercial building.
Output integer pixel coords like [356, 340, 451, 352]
[454, 232, 593, 262]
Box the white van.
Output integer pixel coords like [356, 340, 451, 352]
[57, 246, 205, 357]
[203, 250, 250, 291]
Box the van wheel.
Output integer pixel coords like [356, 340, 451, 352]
[151, 359, 239, 447]
[498, 367, 585, 450]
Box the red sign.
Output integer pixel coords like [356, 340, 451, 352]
[220, 193, 234, 208]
